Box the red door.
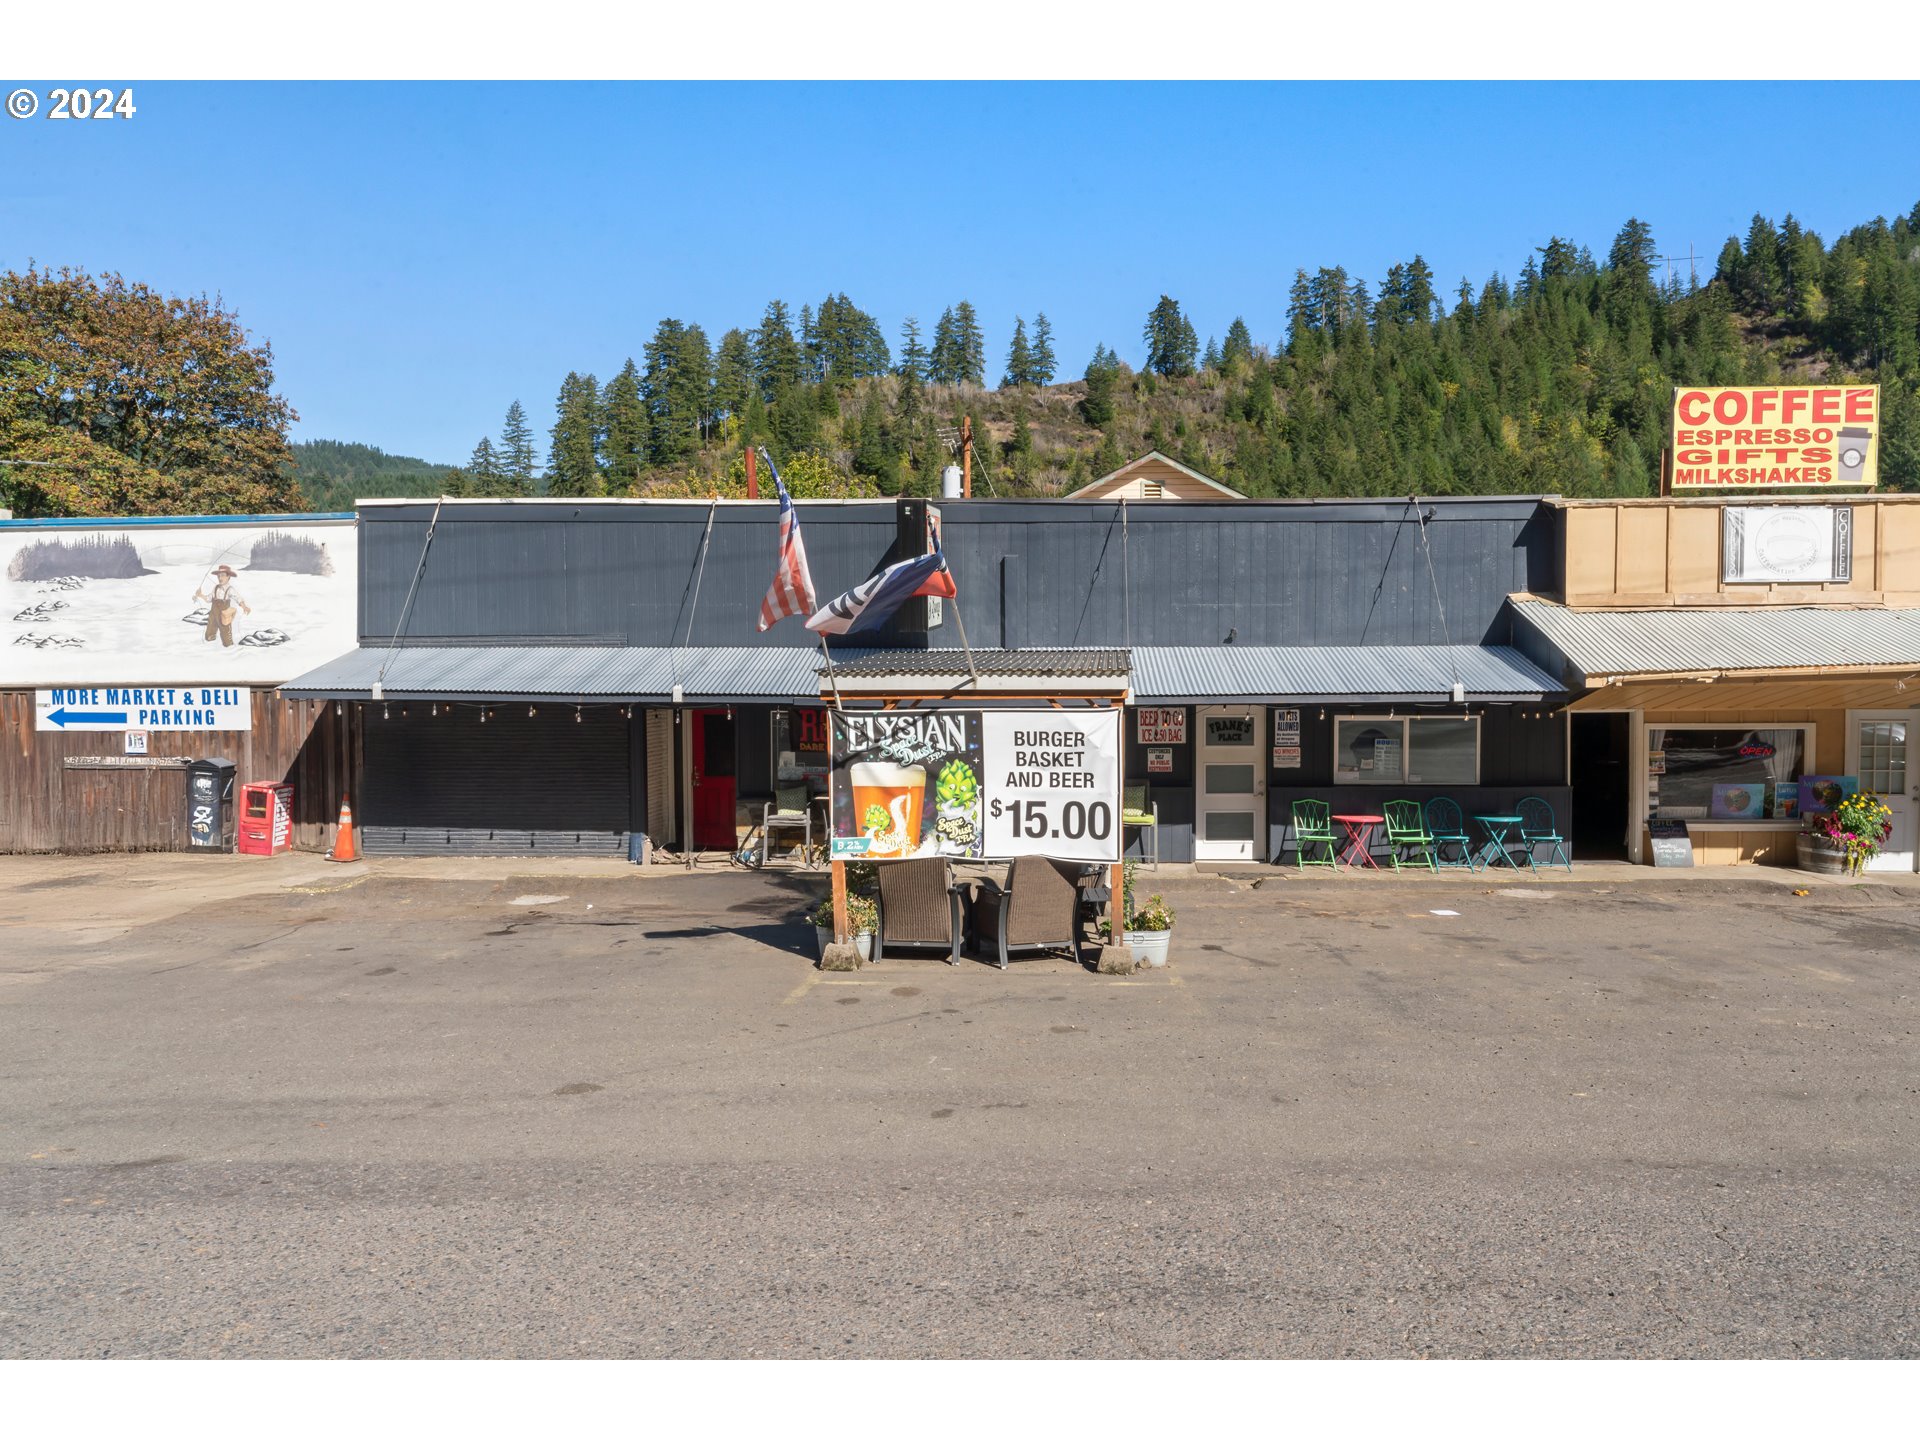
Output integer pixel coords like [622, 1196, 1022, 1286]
[691, 708, 737, 851]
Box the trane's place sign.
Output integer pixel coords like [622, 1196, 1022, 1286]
[35, 687, 252, 732]
[1672, 385, 1879, 489]
[829, 708, 1121, 863]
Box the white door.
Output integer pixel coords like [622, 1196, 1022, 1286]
[1195, 705, 1264, 861]
[1846, 710, 1918, 873]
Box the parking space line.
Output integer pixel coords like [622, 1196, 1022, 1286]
[780, 973, 822, 1005]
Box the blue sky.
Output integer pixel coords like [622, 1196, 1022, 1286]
[4, 81, 1918, 465]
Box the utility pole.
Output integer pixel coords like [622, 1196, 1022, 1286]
[961, 415, 973, 499]
[745, 445, 759, 499]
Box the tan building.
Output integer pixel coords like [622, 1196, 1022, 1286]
[1511, 495, 1920, 870]
[1064, 450, 1245, 501]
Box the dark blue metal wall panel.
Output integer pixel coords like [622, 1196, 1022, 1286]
[357, 497, 1553, 652]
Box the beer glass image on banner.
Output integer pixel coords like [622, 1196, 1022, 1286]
[830, 711, 985, 860]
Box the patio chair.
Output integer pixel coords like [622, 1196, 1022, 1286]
[1290, 798, 1339, 869]
[1383, 798, 1437, 872]
[1425, 797, 1475, 869]
[971, 855, 1085, 970]
[1123, 783, 1160, 870]
[1516, 795, 1572, 873]
[756, 783, 815, 868]
[874, 856, 963, 964]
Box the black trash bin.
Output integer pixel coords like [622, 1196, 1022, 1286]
[186, 758, 238, 852]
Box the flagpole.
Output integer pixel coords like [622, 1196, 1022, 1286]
[947, 596, 981, 688]
[818, 631, 843, 708]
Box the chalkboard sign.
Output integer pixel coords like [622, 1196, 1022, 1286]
[1648, 818, 1693, 868]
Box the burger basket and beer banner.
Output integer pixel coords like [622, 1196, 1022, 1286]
[828, 709, 1122, 863]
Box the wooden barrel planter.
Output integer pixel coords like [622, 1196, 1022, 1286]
[1796, 834, 1850, 875]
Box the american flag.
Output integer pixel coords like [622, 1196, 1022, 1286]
[756, 473, 816, 631]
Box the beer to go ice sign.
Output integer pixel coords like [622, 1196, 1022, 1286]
[1671, 385, 1879, 489]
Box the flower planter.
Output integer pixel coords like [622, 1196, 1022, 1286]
[814, 925, 836, 958]
[1126, 927, 1172, 968]
[855, 932, 874, 963]
[1796, 834, 1850, 875]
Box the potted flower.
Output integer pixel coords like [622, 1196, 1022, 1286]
[1799, 790, 1893, 876]
[847, 893, 879, 963]
[808, 892, 880, 960]
[1103, 859, 1176, 967]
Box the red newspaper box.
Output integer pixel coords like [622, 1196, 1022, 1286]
[237, 781, 294, 856]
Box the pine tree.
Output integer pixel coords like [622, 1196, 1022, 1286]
[1003, 317, 1033, 388]
[898, 317, 928, 383]
[546, 372, 605, 497]
[643, 319, 710, 465]
[1201, 336, 1221, 371]
[928, 308, 960, 385]
[753, 300, 803, 399]
[1030, 312, 1057, 385]
[499, 400, 537, 491]
[1221, 317, 1254, 368]
[1080, 346, 1118, 428]
[711, 328, 755, 424]
[952, 301, 986, 386]
[601, 361, 646, 490]
[462, 436, 509, 497]
[1143, 295, 1197, 377]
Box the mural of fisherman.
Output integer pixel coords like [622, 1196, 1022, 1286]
[194, 564, 255, 647]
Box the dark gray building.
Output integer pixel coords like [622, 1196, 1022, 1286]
[282, 495, 1568, 862]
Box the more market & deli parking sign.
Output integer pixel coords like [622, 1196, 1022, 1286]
[829, 708, 1121, 863]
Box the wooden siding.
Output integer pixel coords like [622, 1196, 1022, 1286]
[1072, 454, 1241, 501]
[1557, 495, 1920, 607]
[0, 691, 359, 854]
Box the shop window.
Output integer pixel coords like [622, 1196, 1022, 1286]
[1334, 715, 1479, 785]
[1646, 726, 1807, 821]
[772, 706, 830, 785]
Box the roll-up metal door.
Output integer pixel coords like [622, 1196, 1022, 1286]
[362, 705, 630, 854]
[645, 707, 676, 846]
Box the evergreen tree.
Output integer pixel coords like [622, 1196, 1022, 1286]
[601, 361, 646, 490]
[1143, 295, 1198, 377]
[1221, 317, 1254, 368]
[462, 436, 506, 497]
[928, 307, 961, 385]
[952, 301, 987, 385]
[1030, 312, 1058, 385]
[1201, 336, 1221, 370]
[1003, 317, 1033, 388]
[546, 372, 604, 497]
[711, 328, 755, 424]
[1080, 346, 1119, 428]
[643, 319, 711, 465]
[898, 316, 928, 383]
[753, 300, 803, 399]
[499, 400, 537, 491]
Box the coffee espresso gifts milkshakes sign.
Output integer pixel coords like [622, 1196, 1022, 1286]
[829, 709, 1121, 863]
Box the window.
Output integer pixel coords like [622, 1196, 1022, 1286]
[1646, 725, 1808, 822]
[771, 706, 830, 784]
[1333, 715, 1480, 785]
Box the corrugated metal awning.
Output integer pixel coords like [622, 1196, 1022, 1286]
[278, 646, 823, 702]
[1129, 645, 1560, 702]
[1510, 599, 1920, 683]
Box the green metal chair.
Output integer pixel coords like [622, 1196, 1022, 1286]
[1516, 795, 1571, 873]
[1122, 783, 1160, 871]
[1425, 797, 1476, 869]
[1383, 798, 1437, 871]
[1290, 798, 1339, 870]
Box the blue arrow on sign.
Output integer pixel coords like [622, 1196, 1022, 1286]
[47, 706, 129, 727]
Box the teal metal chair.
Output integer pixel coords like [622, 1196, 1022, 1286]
[1425, 797, 1476, 870]
[1383, 798, 1437, 871]
[1290, 798, 1339, 869]
[1516, 795, 1571, 872]
[1122, 783, 1160, 871]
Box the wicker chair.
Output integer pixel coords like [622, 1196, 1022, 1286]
[971, 855, 1085, 970]
[874, 857, 962, 965]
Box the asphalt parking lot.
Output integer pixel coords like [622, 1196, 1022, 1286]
[2, 856, 1916, 1358]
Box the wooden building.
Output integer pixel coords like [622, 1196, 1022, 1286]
[1063, 450, 1246, 501]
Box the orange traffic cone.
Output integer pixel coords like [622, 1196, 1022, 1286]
[325, 795, 361, 863]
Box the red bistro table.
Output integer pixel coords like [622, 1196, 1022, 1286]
[1331, 813, 1385, 870]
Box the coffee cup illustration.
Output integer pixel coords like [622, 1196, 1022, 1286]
[1837, 426, 1870, 483]
[849, 760, 926, 859]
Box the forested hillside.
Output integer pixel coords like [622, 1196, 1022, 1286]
[289, 440, 453, 511]
[432, 205, 1920, 504]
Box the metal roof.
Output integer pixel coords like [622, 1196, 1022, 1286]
[1130, 645, 1560, 702]
[1510, 600, 1920, 682]
[279, 646, 822, 702]
[817, 647, 1130, 680]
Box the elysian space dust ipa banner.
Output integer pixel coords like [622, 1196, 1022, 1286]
[1671, 385, 1879, 489]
